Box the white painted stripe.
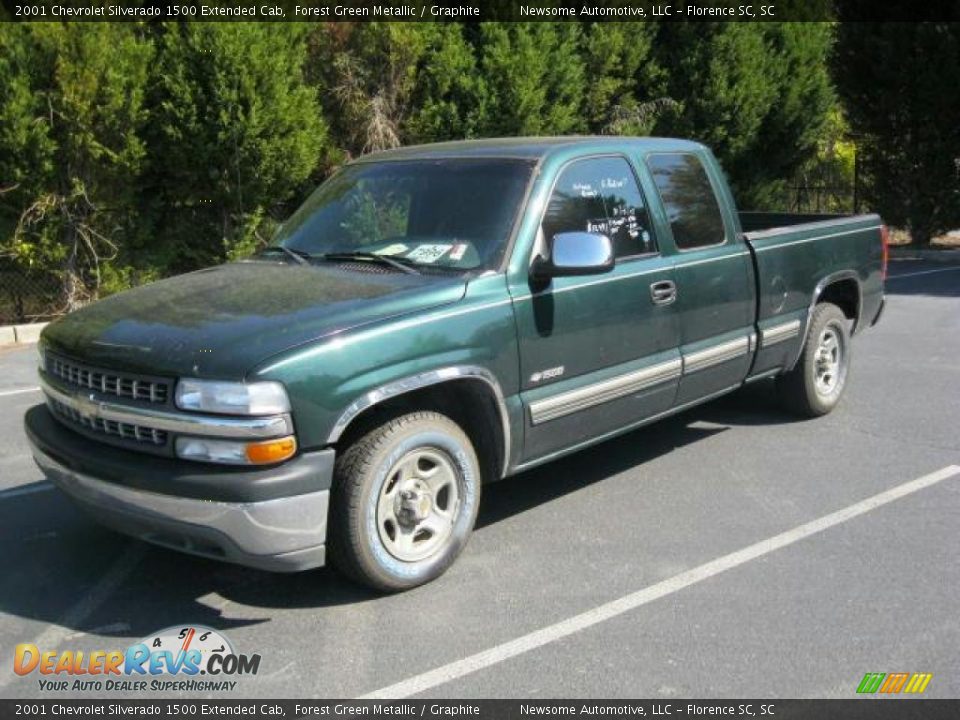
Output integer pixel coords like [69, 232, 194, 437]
[0, 481, 53, 499]
[360, 465, 960, 700]
[0, 544, 146, 689]
[0, 386, 40, 398]
[887, 266, 960, 280]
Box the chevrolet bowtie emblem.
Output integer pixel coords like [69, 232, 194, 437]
[74, 392, 102, 420]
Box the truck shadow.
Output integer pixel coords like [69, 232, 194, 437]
[0, 383, 795, 638]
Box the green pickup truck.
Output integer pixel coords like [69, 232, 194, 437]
[26, 137, 887, 591]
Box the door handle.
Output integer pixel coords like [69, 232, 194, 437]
[650, 280, 677, 306]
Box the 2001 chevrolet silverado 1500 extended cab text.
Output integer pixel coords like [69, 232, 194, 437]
[26, 138, 887, 590]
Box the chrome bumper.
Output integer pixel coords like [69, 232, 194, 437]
[31, 441, 328, 572]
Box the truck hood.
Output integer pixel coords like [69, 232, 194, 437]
[41, 260, 468, 379]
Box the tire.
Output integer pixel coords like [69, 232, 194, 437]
[777, 302, 851, 417]
[328, 411, 481, 592]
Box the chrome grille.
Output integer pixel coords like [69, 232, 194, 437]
[49, 397, 168, 446]
[48, 354, 170, 404]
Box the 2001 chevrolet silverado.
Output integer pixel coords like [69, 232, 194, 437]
[26, 138, 887, 591]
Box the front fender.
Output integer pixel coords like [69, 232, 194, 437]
[248, 276, 520, 459]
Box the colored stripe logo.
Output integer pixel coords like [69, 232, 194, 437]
[857, 672, 933, 694]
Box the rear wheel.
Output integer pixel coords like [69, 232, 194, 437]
[329, 411, 481, 592]
[777, 302, 851, 417]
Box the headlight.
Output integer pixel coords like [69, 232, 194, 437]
[37, 344, 46, 373]
[175, 379, 290, 416]
[175, 436, 297, 465]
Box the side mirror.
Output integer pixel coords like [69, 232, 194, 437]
[534, 232, 615, 279]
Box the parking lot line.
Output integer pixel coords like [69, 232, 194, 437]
[0, 387, 40, 398]
[360, 464, 960, 700]
[0, 544, 146, 690]
[887, 266, 960, 280]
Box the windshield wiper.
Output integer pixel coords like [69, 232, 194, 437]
[259, 246, 311, 265]
[319, 251, 421, 275]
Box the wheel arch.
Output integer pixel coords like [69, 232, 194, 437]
[815, 273, 862, 332]
[786, 271, 862, 372]
[327, 366, 511, 482]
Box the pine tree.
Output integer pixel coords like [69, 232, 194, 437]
[834, 22, 960, 244]
[405, 23, 484, 143]
[741, 23, 836, 207]
[581, 22, 665, 135]
[653, 23, 836, 208]
[0, 23, 152, 309]
[311, 23, 427, 157]
[474, 23, 586, 137]
[145, 23, 327, 268]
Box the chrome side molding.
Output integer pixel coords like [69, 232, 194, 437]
[529, 359, 682, 426]
[682, 336, 750, 375]
[760, 319, 801, 348]
[528, 333, 754, 426]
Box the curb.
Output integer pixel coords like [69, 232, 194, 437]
[0, 321, 48, 348]
[890, 247, 960, 263]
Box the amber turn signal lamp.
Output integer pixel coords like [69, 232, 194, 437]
[245, 436, 297, 464]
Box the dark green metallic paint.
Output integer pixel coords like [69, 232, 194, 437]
[40, 261, 468, 380]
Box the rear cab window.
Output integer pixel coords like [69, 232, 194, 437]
[542, 156, 656, 260]
[645, 153, 727, 251]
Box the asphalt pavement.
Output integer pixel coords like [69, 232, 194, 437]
[0, 258, 957, 700]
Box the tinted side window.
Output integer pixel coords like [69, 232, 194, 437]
[542, 157, 655, 259]
[646, 153, 726, 250]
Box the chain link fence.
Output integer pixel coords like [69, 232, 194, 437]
[0, 258, 62, 326]
[786, 184, 857, 215]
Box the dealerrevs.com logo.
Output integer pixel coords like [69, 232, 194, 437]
[14, 625, 260, 692]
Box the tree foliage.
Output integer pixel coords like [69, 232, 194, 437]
[474, 22, 587, 136]
[834, 22, 960, 244]
[4, 19, 915, 314]
[582, 22, 668, 135]
[0, 23, 151, 309]
[144, 24, 327, 269]
[652, 22, 835, 207]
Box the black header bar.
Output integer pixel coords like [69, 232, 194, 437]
[1, 0, 959, 23]
[0, 700, 958, 720]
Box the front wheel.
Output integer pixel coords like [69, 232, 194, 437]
[328, 411, 481, 592]
[777, 302, 851, 417]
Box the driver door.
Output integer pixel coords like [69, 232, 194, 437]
[509, 155, 682, 464]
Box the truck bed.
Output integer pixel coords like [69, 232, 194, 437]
[739, 211, 885, 381]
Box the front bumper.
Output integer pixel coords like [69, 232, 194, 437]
[26, 405, 333, 572]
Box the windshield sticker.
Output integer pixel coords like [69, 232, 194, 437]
[374, 243, 408, 256]
[573, 182, 598, 198]
[406, 244, 451, 264]
[601, 177, 628, 190]
[587, 213, 640, 239]
[448, 243, 468, 261]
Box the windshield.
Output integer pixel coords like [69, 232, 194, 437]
[271, 158, 535, 271]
